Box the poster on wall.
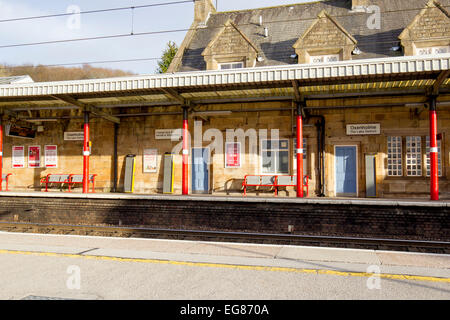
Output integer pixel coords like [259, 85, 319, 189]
[225, 142, 241, 168]
[28, 146, 41, 168]
[45, 145, 58, 168]
[143, 149, 158, 173]
[12, 146, 25, 168]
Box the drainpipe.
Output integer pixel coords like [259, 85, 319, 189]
[308, 115, 325, 197]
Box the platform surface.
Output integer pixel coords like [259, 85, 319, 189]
[0, 231, 449, 300]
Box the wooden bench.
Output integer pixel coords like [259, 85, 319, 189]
[1, 174, 12, 191]
[40, 174, 97, 193]
[242, 175, 309, 197]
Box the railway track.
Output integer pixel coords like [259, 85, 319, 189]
[0, 221, 449, 254]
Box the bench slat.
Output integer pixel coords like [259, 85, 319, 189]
[246, 176, 260, 185]
[277, 176, 292, 185]
[261, 176, 276, 185]
[70, 175, 96, 183]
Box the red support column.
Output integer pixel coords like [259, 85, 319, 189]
[182, 107, 189, 195]
[83, 111, 90, 194]
[296, 102, 304, 198]
[429, 97, 439, 201]
[0, 117, 3, 192]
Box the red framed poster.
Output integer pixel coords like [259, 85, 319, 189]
[28, 146, 41, 168]
[45, 145, 58, 168]
[12, 146, 25, 168]
[225, 142, 241, 168]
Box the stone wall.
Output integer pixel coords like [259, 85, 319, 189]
[0, 196, 447, 241]
[1, 100, 449, 199]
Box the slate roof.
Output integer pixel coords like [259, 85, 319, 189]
[178, 0, 450, 72]
[0, 75, 34, 85]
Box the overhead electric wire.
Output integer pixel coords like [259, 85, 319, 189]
[0, 0, 192, 24]
[0, 3, 447, 51]
[0, 3, 448, 71]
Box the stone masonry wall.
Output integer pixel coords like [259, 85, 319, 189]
[0, 196, 448, 241]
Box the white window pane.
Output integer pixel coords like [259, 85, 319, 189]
[388, 136, 402, 176]
[261, 139, 290, 174]
[406, 136, 422, 177]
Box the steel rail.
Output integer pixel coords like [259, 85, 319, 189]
[0, 221, 448, 253]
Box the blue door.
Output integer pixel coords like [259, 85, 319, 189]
[192, 148, 209, 194]
[335, 146, 357, 196]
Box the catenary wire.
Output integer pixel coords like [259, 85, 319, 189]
[0, 3, 448, 70]
[0, 4, 448, 50]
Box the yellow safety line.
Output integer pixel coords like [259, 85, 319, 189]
[0, 249, 449, 284]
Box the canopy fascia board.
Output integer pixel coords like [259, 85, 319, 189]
[0, 55, 448, 100]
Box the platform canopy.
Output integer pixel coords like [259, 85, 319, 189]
[0, 55, 449, 121]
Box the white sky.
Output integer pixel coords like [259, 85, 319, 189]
[0, 0, 316, 75]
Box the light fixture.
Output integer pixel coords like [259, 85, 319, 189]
[257, 56, 264, 62]
[290, 54, 298, 59]
[391, 46, 401, 52]
[352, 47, 362, 55]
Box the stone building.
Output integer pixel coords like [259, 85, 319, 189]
[0, 0, 449, 199]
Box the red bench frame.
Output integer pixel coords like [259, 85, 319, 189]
[40, 174, 97, 193]
[1, 173, 12, 191]
[242, 175, 309, 197]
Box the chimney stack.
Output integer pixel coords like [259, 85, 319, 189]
[194, 0, 216, 24]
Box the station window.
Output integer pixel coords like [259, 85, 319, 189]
[261, 139, 289, 174]
[219, 62, 244, 70]
[426, 136, 442, 177]
[406, 136, 422, 177]
[387, 136, 402, 176]
[388, 136, 444, 178]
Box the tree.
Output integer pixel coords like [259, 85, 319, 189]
[156, 41, 178, 74]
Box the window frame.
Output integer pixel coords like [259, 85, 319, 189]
[387, 136, 403, 177]
[260, 139, 290, 175]
[387, 136, 445, 178]
[405, 136, 422, 177]
[218, 61, 244, 70]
